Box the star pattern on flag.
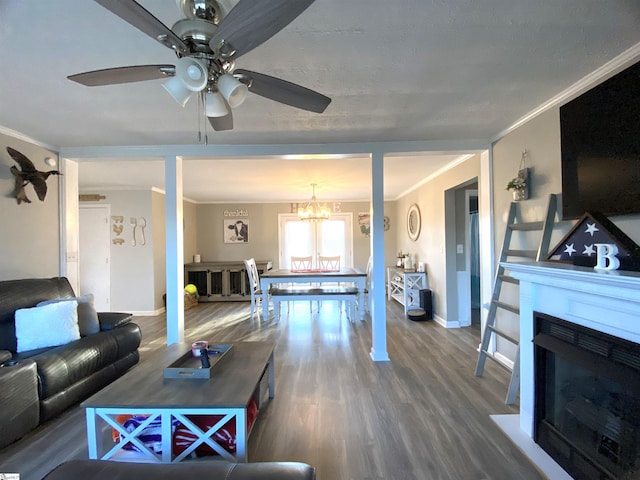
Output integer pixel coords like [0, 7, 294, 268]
[582, 244, 595, 256]
[585, 223, 599, 236]
[563, 243, 576, 256]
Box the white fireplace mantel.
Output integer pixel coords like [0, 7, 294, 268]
[491, 262, 640, 480]
[484, 256, 640, 479]
[494, 261, 640, 478]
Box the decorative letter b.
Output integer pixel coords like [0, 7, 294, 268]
[594, 243, 620, 271]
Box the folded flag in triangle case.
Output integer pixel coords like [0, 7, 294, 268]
[547, 212, 640, 271]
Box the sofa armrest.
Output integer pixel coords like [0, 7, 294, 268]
[98, 312, 133, 331]
[43, 460, 316, 480]
[0, 350, 12, 364]
[0, 359, 39, 449]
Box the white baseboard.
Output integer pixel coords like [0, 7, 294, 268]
[433, 314, 460, 328]
[494, 351, 515, 370]
[130, 307, 166, 317]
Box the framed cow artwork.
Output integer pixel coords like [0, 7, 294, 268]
[224, 219, 249, 243]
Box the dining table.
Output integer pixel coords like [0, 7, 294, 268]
[260, 267, 367, 320]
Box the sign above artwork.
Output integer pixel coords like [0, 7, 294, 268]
[223, 209, 248, 217]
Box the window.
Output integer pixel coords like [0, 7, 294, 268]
[278, 213, 353, 269]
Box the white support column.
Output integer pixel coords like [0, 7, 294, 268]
[370, 151, 389, 361]
[478, 149, 494, 341]
[165, 156, 184, 345]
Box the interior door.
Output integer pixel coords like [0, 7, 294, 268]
[79, 205, 111, 311]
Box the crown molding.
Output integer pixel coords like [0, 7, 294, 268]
[492, 42, 640, 143]
[0, 125, 58, 151]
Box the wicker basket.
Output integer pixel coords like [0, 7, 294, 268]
[184, 292, 198, 310]
[163, 292, 198, 310]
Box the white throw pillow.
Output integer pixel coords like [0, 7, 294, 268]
[15, 301, 80, 353]
[38, 294, 100, 336]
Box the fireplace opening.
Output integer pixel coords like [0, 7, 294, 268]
[533, 312, 640, 480]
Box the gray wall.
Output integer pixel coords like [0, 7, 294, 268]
[491, 106, 640, 361]
[0, 133, 60, 280]
[192, 200, 397, 271]
[183, 199, 198, 263]
[394, 154, 481, 323]
[81, 190, 157, 313]
[2, 99, 639, 327]
[152, 189, 168, 312]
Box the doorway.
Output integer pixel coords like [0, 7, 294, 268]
[445, 180, 480, 329]
[278, 213, 353, 268]
[79, 205, 111, 311]
[466, 190, 480, 326]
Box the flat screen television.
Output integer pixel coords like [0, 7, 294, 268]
[560, 60, 640, 220]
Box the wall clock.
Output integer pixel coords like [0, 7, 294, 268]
[407, 204, 421, 241]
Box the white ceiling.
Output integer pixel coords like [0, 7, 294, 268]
[1, 1, 639, 202]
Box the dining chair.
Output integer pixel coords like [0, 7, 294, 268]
[364, 255, 373, 314]
[288, 255, 313, 312]
[318, 255, 341, 286]
[290, 256, 313, 271]
[318, 255, 340, 271]
[317, 255, 343, 310]
[243, 258, 265, 319]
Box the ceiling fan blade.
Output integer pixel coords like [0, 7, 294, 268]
[235, 69, 331, 113]
[68, 65, 175, 86]
[94, 0, 188, 54]
[209, 0, 314, 59]
[209, 111, 234, 131]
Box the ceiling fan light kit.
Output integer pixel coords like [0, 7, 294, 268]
[162, 76, 194, 107]
[69, 0, 331, 131]
[205, 89, 228, 117]
[161, 56, 208, 106]
[217, 73, 248, 108]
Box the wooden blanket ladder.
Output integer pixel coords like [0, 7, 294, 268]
[475, 193, 558, 404]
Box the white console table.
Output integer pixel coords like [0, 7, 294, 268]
[387, 267, 428, 314]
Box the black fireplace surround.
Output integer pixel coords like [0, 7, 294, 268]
[533, 312, 640, 479]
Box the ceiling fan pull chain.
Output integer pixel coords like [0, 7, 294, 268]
[197, 90, 204, 144]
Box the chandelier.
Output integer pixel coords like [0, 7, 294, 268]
[298, 183, 331, 222]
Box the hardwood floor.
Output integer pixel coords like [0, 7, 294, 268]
[0, 300, 544, 480]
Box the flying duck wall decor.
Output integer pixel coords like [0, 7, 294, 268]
[7, 147, 62, 204]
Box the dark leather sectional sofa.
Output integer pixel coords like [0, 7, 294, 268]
[0, 277, 142, 449]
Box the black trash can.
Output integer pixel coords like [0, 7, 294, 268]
[407, 289, 433, 321]
[407, 288, 433, 322]
[420, 288, 433, 320]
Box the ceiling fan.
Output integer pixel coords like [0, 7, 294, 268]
[67, 0, 331, 132]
